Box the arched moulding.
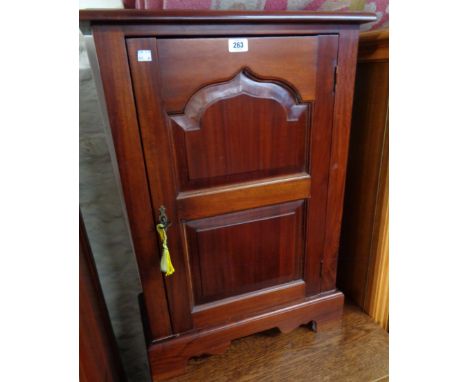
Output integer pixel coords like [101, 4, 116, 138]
[170, 70, 308, 131]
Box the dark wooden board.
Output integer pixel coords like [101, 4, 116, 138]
[80, 10, 376, 24]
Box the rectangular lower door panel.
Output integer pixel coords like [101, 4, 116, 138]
[185, 200, 305, 306]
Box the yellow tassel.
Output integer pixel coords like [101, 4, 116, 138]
[156, 224, 175, 276]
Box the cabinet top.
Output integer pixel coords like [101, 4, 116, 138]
[79, 10, 376, 25]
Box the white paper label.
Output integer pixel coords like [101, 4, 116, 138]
[228, 38, 248, 53]
[137, 50, 152, 62]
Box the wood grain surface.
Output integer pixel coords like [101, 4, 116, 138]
[158, 36, 319, 112]
[338, 29, 389, 331]
[186, 201, 304, 305]
[321, 28, 360, 292]
[80, 10, 376, 24]
[167, 302, 388, 382]
[84, 12, 375, 381]
[126, 31, 341, 343]
[93, 26, 174, 339]
[148, 292, 344, 381]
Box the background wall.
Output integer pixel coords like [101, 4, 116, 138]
[80, 35, 151, 381]
[80, 0, 122, 8]
[79, 2, 389, 380]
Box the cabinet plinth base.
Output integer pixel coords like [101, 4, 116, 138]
[147, 291, 344, 381]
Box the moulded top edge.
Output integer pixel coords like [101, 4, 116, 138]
[79, 10, 377, 25]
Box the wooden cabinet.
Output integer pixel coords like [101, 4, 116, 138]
[80, 10, 375, 381]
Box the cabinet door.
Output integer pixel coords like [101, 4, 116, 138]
[126, 35, 338, 333]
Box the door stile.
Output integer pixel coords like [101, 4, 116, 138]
[126, 37, 194, 334]
[304, 34, 339, 296]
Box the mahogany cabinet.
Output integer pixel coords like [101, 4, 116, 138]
[79, 10, 375, 381]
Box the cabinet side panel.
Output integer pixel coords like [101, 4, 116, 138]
[92, 26, 173, 338]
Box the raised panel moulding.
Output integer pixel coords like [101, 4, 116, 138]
[171, 70, 308, 131]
